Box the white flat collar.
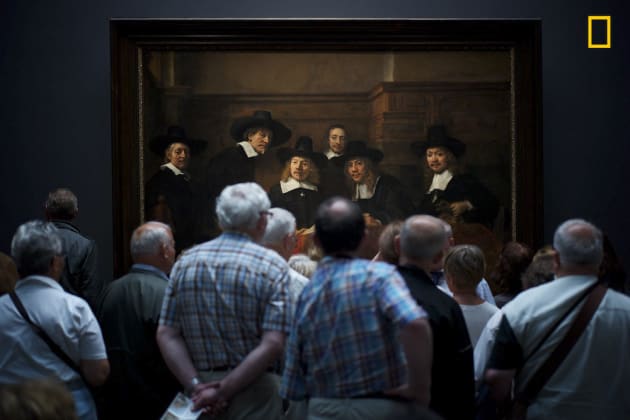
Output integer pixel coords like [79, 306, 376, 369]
[238, 141, 259, 158]
[280, 177, 318, 193]
[325, 150, 343, 159]
[428, 170, 453, 192]
[161, 162, 186, 176]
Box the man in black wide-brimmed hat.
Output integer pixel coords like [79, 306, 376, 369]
[269, 136, 327, 229]
[411, 125, 499, 229]
[145, 126, 207, 253]
[339, 140, 414, 226]
[207, 110, 291, 222]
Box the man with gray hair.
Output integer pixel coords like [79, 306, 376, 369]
[44, 188, 101, 310]
[157, 182, 292, 419]
[0, 221, 109, 420]
[262, 207, 309, 300]
[484, 219, 630, 419]
[98, 222, 179, 419]
[396, 215, 475, 420]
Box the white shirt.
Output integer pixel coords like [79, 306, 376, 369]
[473, 309, 503, 385]
[287, 268, 309, 303]
[238, 141, 259, 158]
[498, 275, 630, 419]
[0, 275, 107, 384]
[280, 177, 318, 194]
[436, 272, 497, 305]
[459, 301, 499, 347]
[428, 170, 453, 192]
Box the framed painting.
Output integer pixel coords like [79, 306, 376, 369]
[111, 19, 542, 279]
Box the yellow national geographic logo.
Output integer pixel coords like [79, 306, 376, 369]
[588, 16, 611, 48]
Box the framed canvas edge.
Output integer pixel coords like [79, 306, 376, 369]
[110, 18, 543, 276]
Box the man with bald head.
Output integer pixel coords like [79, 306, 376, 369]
[396, 215, 475, 420]
[98, 222, 179, 419]
[281, 197, 434, 419]
[484, 219, 630, 419]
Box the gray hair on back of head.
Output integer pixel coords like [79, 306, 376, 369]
[216, 183, 270, 231]
[400, 215, 448, 261]
[11, 220, 63, 277]
[553, 218, 603, 267]
[262, 207, 296, 246]
[130, 221, 172, 260]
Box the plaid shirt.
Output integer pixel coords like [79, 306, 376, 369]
[280, 257, 426, 400]
[159, 232, 292, 370]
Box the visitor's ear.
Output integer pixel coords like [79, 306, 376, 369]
[551, 249, 561, 272]
[255, 216, 267, 240]
[394, 234, 401, 256]
[256, 216, 267, 234]
[284, 234, 295, 253]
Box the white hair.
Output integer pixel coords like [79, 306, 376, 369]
[130, 221, 172, 260]
[216, 183, 270, 231]
[262, 207, 296, 245]
[11, 221, 63, 276]
[553, 218, 603, 267]
[288, 254, 318, 279]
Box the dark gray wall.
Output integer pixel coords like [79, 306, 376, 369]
[2, 0, 629, 284]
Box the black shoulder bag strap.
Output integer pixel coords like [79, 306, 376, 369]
[9, 291, 84, 377]
[512, 282, 607, 415]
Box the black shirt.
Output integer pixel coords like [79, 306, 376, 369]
[398, 264, 476, 420]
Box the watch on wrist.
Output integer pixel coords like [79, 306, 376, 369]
[187, 376, 201, 394]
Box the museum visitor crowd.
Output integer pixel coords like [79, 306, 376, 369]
[1, 111, 630, 420]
